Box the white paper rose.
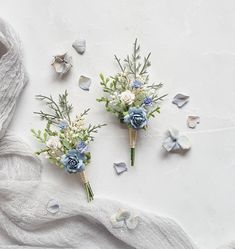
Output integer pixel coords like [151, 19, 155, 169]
[46, 136, 61, 149]
[120, 90, 135, 105]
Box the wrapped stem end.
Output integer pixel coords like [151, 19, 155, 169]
[80, 171, 94, 202]
[84, 182, 94, 202]
[131, 147, 135, 166]
[129, 128, 137, 166]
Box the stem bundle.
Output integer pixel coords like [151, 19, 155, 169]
[129, 128, 137, 166]
[79, 171, 94, 202]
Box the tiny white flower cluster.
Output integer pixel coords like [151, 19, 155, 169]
[73, 115, 85, 128]
[46, 136, 61, 149]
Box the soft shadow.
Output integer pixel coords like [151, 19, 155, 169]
[159, 147, 190, 159]
[0, 41, 7, 58]
[51, 68, 71, 82]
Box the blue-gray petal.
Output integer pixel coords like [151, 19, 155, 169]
[172, 93, 189, 108]
[72, 39, 86, 54]
[46, 199, 60, 214]
[125, 215, 139, 230]
[113, 162, 128, 175]
[163, 137, 177, 152]
[79, 75, 91, 91]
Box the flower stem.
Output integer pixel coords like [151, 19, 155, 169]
[84, 182, 94, 202]
[80, 171, 94, 202]
[131, 147, 135, 166]
[129, 128, 137, 166]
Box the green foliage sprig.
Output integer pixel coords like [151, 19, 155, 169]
[34, 90, 72, 125]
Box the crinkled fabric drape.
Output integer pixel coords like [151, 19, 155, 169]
[0, 18, 229, 249]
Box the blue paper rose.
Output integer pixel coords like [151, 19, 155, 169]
[124, 107, 147, 129]
[61, 149, 85, 173]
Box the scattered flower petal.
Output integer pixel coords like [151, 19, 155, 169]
[125, 215, 139, 230]
[163, 137, 180, 152]
[110, 209, 140, 230]
[177, 136, 191, 150]
[187, 116, 200, 128]
[163, 128, 191, 152]
[51, 53, 72, 75]
[172, 94, 189, 108]
[110, 213, 125, 228]
[115, 209, 131, 221]
[79, 75, 91, 91]
[169, 128, 179, 140]
[72, 39, 86, 54]
[46, 199, 60, 214]
[113, 162, 127, 175]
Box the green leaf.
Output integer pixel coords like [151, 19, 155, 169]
[31, 129, 36, 135]
[43, 132, 47, 142]
[100, 73, 105, 82]
[61, 139, 71, 150]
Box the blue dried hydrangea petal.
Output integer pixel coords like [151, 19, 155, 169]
[125, 215, 139, 230]
[110, 214, 125, 228]
[163, 137, 177, 152]
[46, 199, 60, 214]
[163, 128, 191, 152]
[110, 209, 140, 230]
[115, 209, 131, 221]
[177, 135, 191, 150]
[72, 39, 86, 54]
[113, 162, 128, 175]
[172, 94, 190, 108]
[79, 75, 91, 91]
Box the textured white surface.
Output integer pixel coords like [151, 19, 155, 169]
[0, 0, 235, 248]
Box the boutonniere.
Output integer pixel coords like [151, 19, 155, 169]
[31, 90, 106, 202]
[97, 39, 167, 166]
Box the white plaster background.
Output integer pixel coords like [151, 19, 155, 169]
[1, 0, 235, 248]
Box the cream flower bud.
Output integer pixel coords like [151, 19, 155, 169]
[120, 90, 135, 105]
